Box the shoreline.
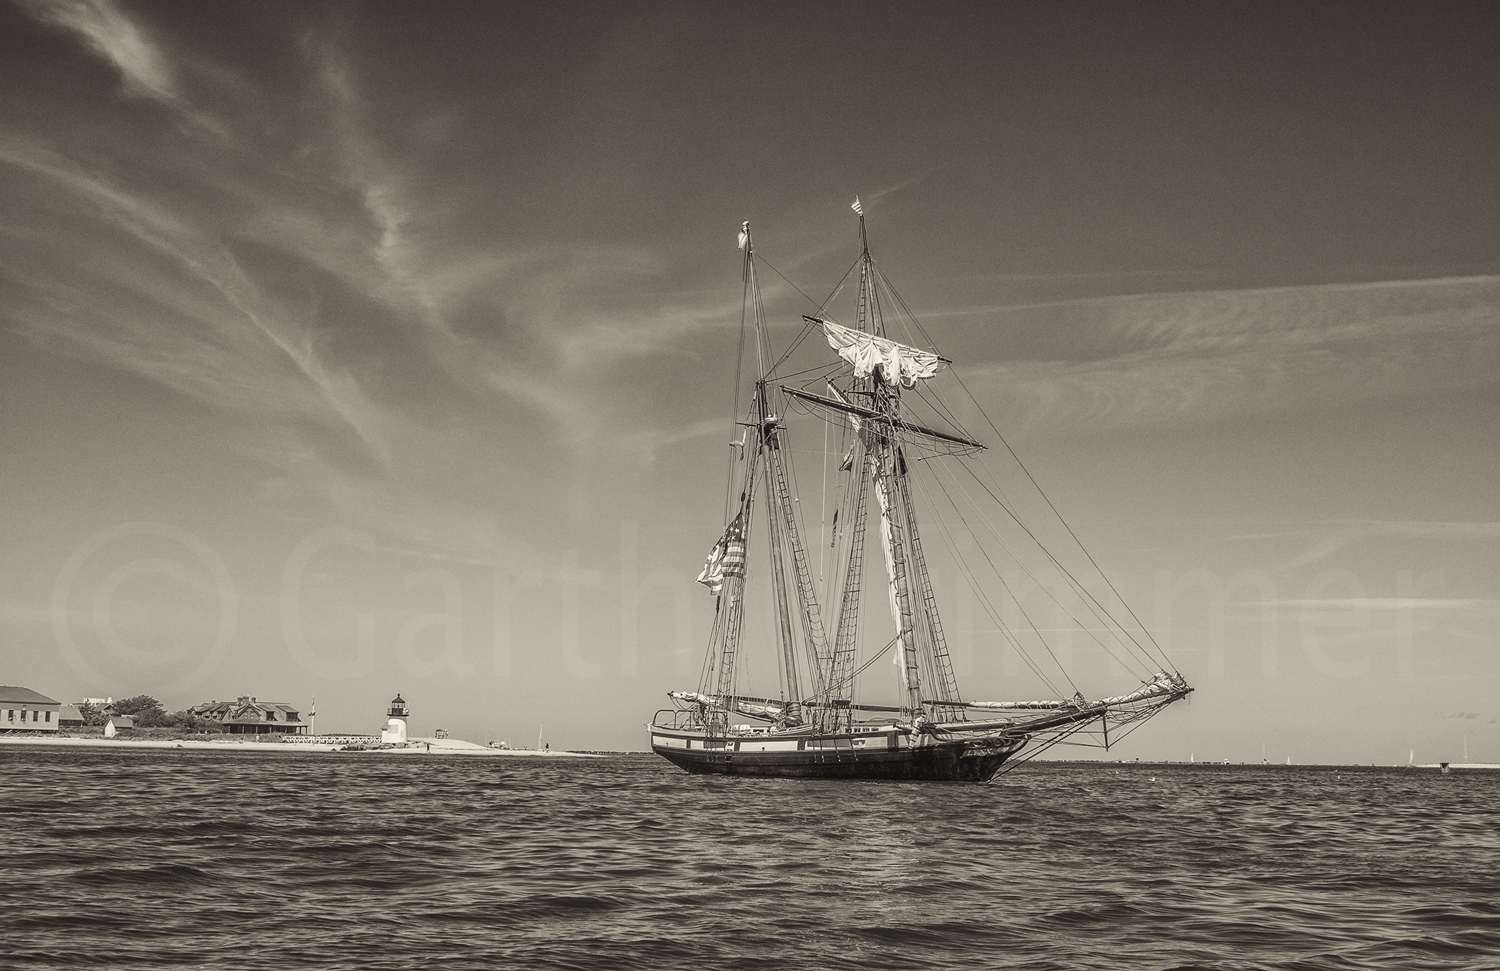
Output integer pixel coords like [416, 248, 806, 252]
[0, 735, 603, 757]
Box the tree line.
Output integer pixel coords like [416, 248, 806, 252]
[78, 695, 226, 733]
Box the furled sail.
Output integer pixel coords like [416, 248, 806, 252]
[966, 673, 1186, 711]
[966, 698, 1083, 711]
[1095, 672, 1186, 707]
[820, 319, 945, 388]
[667, 691, 801, 725]
[669, 691, 721, 707]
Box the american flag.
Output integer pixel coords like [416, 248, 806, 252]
[721, 512, 746, 579]
[696, 511, 746, 594]
[851, 196, 862, 215]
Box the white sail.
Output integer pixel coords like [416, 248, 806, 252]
[864, 451, 901, 680]
[821, 319, 944, 387]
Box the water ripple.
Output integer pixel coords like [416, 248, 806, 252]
[2, 752, 1498, 970]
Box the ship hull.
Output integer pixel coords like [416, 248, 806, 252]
[649, 725, 1026, 783]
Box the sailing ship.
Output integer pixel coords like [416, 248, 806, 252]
[649, 203, 1192, 782]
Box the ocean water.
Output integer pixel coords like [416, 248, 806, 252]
[2, 750, 1498, 970]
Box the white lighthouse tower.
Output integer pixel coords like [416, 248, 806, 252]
[381, 693, 410, 745]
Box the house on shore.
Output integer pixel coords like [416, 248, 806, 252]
[188, 696, 308, 734]
[1, 686, 60, 733]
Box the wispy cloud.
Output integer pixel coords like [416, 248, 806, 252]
[610, 416, 726, 465]
[311, 46, 433, 329]
[22, 0, 175, 102]
[1, 137, 391, 459]
[1282, 520, 1500, 569]
[257, 35, 740, 453]
[1267, 598, 1500, 611]
[2, 8, 757, 584]
[5, 2, 740, 505]
[20, 0, 224, 135]
[958, 276, 1500, 435]
[863, 170, 937, 209]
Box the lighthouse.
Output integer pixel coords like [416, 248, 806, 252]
[381, 693, 410, 745]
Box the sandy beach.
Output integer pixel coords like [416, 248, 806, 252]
[0, 735, 602, 757]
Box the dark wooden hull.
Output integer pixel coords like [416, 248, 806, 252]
[650, 730, 1025, 783]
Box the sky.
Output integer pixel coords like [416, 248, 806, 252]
[1, 0, 1496, 763]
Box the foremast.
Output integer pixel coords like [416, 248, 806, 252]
[696, 223, 832, 735]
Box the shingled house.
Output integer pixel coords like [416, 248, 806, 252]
[1, 686, 61, 733]
[188, 696, 308, 735]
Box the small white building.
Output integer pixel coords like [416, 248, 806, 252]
[103, 715, 136, 738]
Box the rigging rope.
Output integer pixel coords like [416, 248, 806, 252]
[946, 365, 1178, 674]
[826, 251, 1172, 686]
[910, 461, 1076, 696]
[936, 457, 1162, 678]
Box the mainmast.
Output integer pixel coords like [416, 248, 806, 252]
[844, 197, 961, 721]
[856, 204, 922, 716]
